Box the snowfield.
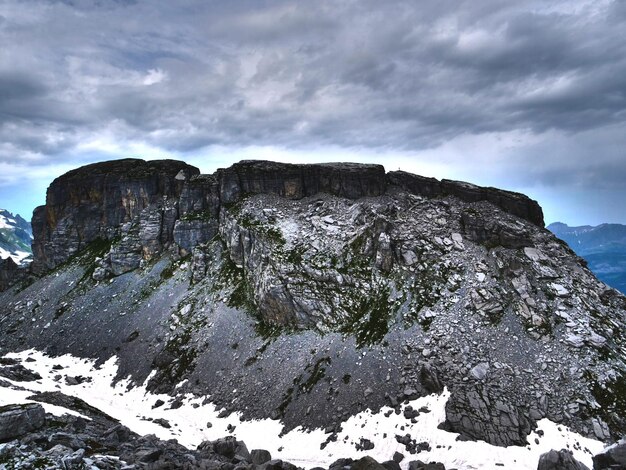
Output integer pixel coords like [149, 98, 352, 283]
[0, 214, 16, 229]
[0, 246, 31, 264]
[0, 349, 606, 470]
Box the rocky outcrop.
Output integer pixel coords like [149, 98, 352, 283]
[218, 160, 387, 204]
[0, 400, 450, 470]
[0, 403, 45, 441]
[593, 440, 626, 469]
[23, 158, 544, 280]
[387, 170, 544, 226]
[31, 158, 199, 274]
[0, 256, 28, 291]
[442, 384, 534, 446]
[538, 450, 590, 470]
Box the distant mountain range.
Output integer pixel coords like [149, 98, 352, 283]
[0, 208, 33, 265]
[548, 222, 626, 294]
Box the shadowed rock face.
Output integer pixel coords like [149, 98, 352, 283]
[218, 160, 388, 203]
[31, 159, 200, 274]
[0, 257, 26, 291]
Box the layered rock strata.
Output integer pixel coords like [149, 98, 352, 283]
[2, 158, 623, 455]
[26, 159, 544, 280]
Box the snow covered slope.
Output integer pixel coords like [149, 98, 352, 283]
[0, 349, 605, 470]
[0, 208, 32, 265]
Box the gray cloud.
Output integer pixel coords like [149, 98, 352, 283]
[0, 0, 625, 205]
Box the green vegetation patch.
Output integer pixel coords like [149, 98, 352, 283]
[239, 214, 285, 246]
[179, 210, 214, 222]
[156, 300, 208, 385]
[586, 370, 626, 435]
[276, 356, 332, 418]
[340, 286, 392, 348]
[159, 254, 191, 282]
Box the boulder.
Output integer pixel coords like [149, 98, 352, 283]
[251, 449, 272, 465]
[442, 385, 533, 446]
[537, 449, 589, 470]
[419, 364, 443, 394]
[407, 463, 446, 470]
[0, 364, 42, 382]
[351, 456, 388, 470]
[212, 436, 238, 458]
[593, 440, 626, 469]
[382, 461, 401, 470]
[0, 403, 46, 441]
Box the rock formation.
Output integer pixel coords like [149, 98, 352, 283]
[0, 403, 46, 441]
[27, 159, 544, 280]
[31, 158, 199, 274]
[537, 449, 590, 470]
[0, 158, 623, 462]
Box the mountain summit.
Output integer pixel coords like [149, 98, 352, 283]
[0, 208, 32, 265]
[0, 159, 624, 469]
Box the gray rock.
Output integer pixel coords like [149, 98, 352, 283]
[382, 461, 401, 470]
[593, 439, 626, 470]
[251, 449, 272, 465]
[420, 364, 443, 394]
[0, 403, 45, 441]
[565, 334, 585, 348]
[537, 449, 589, 470]
[212, 436, 238, 458]
[350, 456, 388, 470]
[469, 362, 489, 380]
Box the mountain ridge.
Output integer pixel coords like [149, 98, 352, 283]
[548, 221, 626, 294]
[0, 158, 624, 469]
[0, 208, 32, 265]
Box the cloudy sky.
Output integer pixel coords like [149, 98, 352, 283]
[1, 0, 625, 225]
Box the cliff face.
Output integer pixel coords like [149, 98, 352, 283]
[5, 158, 621, 455]
[217, 161, 387, 203]
[31, 159, 200, 274]
[28, 159, 544, 278]
[387, 171, 544, 226]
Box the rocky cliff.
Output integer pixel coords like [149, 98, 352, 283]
[27, 159, 544, 279]
[1, 158, 623, 463]
[31, 159, 199, 274]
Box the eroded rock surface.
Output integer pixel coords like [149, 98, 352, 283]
[0, 158, 624, 453]
[0, 403, 45, 441]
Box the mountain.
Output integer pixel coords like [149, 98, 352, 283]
[0, 159, 624, 470]
[548, 222, 626, 294]
[0, 208, 32, 265]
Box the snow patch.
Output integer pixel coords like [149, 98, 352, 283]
[0, 214, 16, 229]
[0, 382, 89, 420]
[0, 350, 606, 470]
[0, 247, 31, 264]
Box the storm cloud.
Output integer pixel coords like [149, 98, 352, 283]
[1, 0, 625, 223]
